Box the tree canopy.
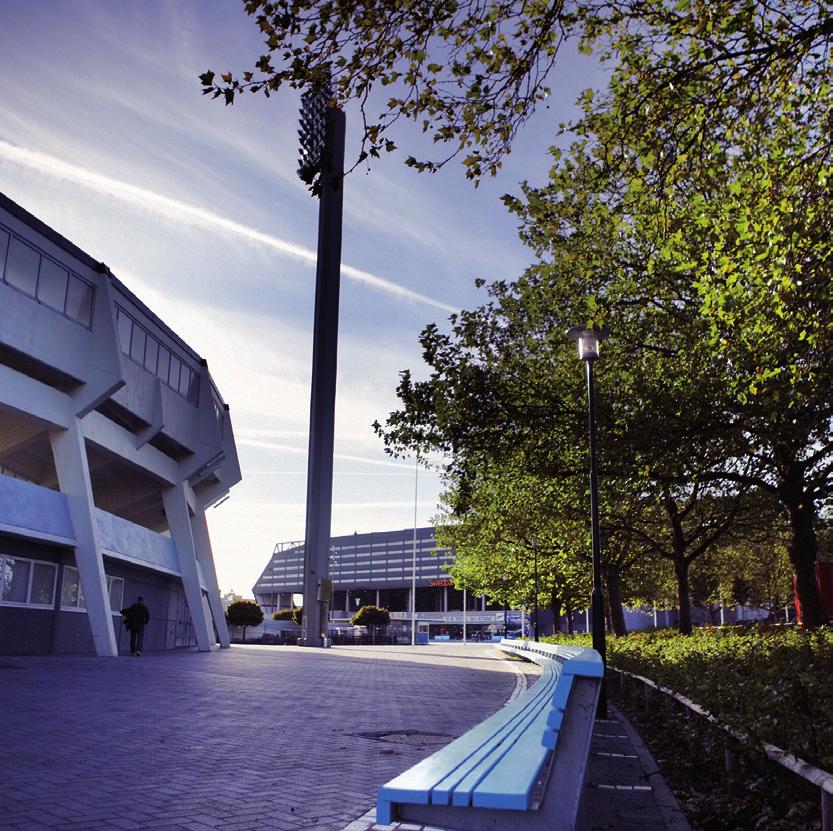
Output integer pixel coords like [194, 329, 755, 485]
[203, 1, 833, 180]
[375, 4, 833, 626]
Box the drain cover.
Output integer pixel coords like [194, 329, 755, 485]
[356, 730, 453, 747]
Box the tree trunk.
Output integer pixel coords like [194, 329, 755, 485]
[664, 492, 693, 636]
[675, 553, 692, 636]
[565, 601, 574, 635]
[787, 499, 828, 627]
[550, 588, 562, 634]
[605, 563, 628, 636]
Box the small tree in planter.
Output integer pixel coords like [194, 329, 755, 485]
[351, 605, 391, 643]
[226, 600, 263, 642]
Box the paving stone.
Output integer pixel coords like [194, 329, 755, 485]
[0, 644, 687, 831]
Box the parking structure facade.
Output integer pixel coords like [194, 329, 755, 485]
[0, 192, 241, 656]
[252, 527, 526, 641]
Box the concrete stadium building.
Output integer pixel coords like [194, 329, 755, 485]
[0, 192, 240, 656]
[253, 527, 520, 641]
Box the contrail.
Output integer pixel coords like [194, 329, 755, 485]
[237, 436, 419, 470]
[0, 140, 458, 313]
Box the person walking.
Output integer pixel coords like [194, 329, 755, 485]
[121, 596, 150, 656]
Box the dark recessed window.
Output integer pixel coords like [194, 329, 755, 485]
[37, 259, 69, 312]
[130, 325, 146, 365]
[144, 337, 158, 374]
[178, 365, 191, 397]
[0, 226, 94, 327]
[168, 355, 181, 391]
[66, 276, 93, 326]
[157, 346, 170, 382]
[5, 238, 39, 296]
[114, 304, 200, 403]
[117, 308, 132, 352]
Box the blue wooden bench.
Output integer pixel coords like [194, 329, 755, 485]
[376, 639, 603, 830]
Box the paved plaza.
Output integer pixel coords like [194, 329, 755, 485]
[0, 644, 687, 831]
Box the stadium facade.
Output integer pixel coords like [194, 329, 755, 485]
[0, 192, 240, 656]
[253, 527, 521, 641]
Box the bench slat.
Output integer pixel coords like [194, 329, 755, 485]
[379, 661, 558, 805]
[377, 642, 603, 828]
[440, 670, 560, 806]
[471, 701, 556, 809]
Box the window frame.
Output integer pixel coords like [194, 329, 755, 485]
[60, 567, 125, 614]
[114, 304, 201, 404]
[0, 223, 95, 329]
[0, 554, 57, 609]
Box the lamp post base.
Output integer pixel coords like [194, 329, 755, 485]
[591, 587, 607, 718]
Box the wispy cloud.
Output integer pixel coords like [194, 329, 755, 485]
[238, 436, 416, 470]
[0, 139, 458, 313]
[230, 500, 440, 511]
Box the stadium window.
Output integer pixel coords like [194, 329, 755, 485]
[129, 324, 146, 364]
[5, 237, 39, 296]
[117, 307, 132, 352]
[168, 355, 181, 391]
[61, 567, 123, 612]
[0, 555, 57, 608]
[65, 275, 93, 326]
[37, 258, 68, 312]
[144, 336, 158, 374]
[156, 345, 170, 383]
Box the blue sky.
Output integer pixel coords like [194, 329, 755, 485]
[0, 0, 603, 595]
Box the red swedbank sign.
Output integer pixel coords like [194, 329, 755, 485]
[429, 578, 454, 587]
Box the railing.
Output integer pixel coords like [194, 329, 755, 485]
[612, 666, 833, 830]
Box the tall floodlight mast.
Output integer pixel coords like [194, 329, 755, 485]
[298, 81, 346, 647]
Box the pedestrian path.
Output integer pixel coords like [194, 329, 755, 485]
[0, 644, 687, 831]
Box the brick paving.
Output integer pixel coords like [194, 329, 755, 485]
[0, 644, 687, 831]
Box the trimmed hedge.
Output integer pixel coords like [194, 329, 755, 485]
[544, 626, 833, 770]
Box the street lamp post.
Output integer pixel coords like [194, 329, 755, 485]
[566, 325, 608, 718]
[298, 82, 346, 648]
[530, 536, 540, 643]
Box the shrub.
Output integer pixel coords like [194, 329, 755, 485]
[226, 599, 264, 641]
[351, 605, 390, 628]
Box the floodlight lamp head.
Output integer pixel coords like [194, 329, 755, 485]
[566, 325, 610, 361]
[297, 79, 334, 196]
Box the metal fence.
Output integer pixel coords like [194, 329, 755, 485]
[613, 667, 833, 829]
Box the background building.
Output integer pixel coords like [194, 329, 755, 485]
[253, 527, 519, 641]
[0, 192, 240, 656]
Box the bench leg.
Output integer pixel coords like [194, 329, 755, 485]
[376, 800, 393, 825]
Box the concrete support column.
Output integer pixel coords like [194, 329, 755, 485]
[190, 505, 231, 648]
[50, 419, 117, 657]
[375, 589, 380, 607]
[345, 589, 351, 613]
[162, 484, 213, 651]
[443, 586, 448, 612]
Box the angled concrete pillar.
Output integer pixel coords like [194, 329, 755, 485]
[50, 419, 117, 657]
[190, 505, 231, 648]
[162, 483, 213, 651]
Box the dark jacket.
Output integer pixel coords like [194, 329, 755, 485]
[121, 601, 150, 629]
